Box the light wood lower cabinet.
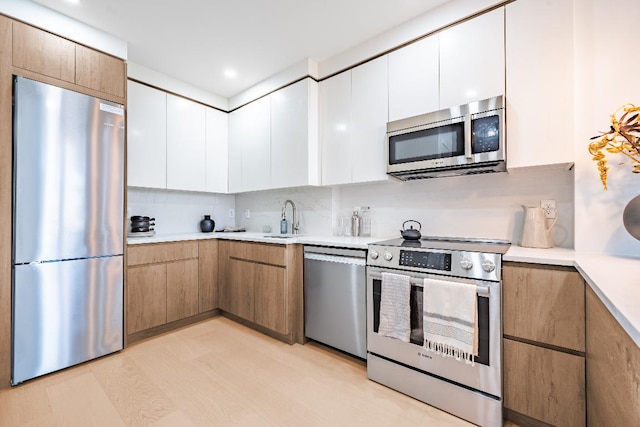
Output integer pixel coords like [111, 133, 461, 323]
[198, 240, 218, 313]
[126, 241, 219, 341]
[504, 339, 585, 427]
[503, 262, 586, 426]
[586, 287, 640, 426]
[127, 263, 167, 334]
[218, 240, 302, 344]
[166, 259, 199, 323]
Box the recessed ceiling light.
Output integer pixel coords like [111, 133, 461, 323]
[224, 69, 237, 79]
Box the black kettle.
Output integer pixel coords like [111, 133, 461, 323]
[400, 220, 422, 240]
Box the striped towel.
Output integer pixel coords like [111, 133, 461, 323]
[423, 278, 478, 364]
[378, 272, 411, 342]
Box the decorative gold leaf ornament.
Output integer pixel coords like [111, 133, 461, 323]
[589, 104, 640, 189]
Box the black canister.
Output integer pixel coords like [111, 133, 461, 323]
[200, 215, 215, 233]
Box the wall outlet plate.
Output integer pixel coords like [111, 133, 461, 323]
[244, 209, 251, 219]
[540, 200, 557, 219]
[228, 209, 235, 218]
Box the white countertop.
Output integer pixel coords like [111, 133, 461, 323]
[128, 232, 640, 348]
[127, 231, 384, 249]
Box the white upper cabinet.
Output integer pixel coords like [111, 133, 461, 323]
[506, 0, 574, 170]
[127, 81, 167, 189]
[321, 70, 352, 186]
[166, 94, 207, 192]
[351, 55, 389, 183]
[205, 107, 229, 193]
[232, 96, 271, 192]
[228, 78, 319, 193]
[321, 58, 389, 186]
[439, 8, 505, 109]
[271, 79, 319, 189]
[388, 35, 439, 121]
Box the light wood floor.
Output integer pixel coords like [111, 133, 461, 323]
[0, 316, 480, 426]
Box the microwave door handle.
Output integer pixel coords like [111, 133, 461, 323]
[465, 114, 473, 159]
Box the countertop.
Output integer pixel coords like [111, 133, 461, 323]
[128, 232, 640, 348]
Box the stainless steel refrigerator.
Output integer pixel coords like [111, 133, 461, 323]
[11, 76, 124, 385]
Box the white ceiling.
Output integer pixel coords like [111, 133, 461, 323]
[32, 0, 450, 98]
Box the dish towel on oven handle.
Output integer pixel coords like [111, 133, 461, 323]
[378, 272, 411, 342]
[423, 277, 478, 365]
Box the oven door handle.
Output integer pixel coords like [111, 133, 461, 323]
[368, 272, 490, 297]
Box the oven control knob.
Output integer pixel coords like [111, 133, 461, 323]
[369, 250, 379, 260]
[384, 252, 393, 261]
[482, 259, 496, 273]
[460, 258, 473, 270]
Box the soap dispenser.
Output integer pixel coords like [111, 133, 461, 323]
[280, 210, 288, 234]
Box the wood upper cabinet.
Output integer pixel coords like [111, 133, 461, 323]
[506, 0, 574, 170]
[503, 263, 585, 352]
[217, 240, 302, 343]
[586, 287, 640, 426]
[75, 45, 125, 98]
[439, 7, 505, 109]
[12, 21, 75, 83]
[12, 21, 125, 99]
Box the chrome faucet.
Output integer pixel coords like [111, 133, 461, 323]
[282, 199, 299, 234]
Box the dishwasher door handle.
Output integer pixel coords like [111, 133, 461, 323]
[304, 252, 367, 266]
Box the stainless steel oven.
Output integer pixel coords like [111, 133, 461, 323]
[366, 237, 509, 427]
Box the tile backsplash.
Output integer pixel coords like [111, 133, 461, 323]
[127, 188, 235, 235]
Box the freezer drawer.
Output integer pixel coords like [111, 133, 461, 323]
[12, 256, 123, 385]
[304, 247, 367, 358]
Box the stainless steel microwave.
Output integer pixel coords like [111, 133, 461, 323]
[386, 95, 506, 180]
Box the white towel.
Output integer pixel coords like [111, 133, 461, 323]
[378, 272, 411, 342]
[423, 278, 478, 364]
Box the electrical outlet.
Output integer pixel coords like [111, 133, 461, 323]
[244, 209, 251, 219]
[540, 200, 557, 219]
[228, 209, 235, 218]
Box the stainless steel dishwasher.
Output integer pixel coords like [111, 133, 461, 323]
[303, 246, 367, 359]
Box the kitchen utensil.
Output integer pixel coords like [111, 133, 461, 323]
[520, 205, 558, 248]
[400, 220, 422, 240]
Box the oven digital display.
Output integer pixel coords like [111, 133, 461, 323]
[399, 250, 452, 271]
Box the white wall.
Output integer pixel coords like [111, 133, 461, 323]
[127, 188, 235, 235]
[573, 0, 640, 256]
[236, 168, 575, 247]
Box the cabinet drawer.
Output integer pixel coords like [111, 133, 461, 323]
[504, 338, 585, 427]
[128, 241, 198, 266]
[75, 45, 125, 98]
[503, 263, 585, 352]
[228, 241, 286, 266]
[12, 21, 75, 83]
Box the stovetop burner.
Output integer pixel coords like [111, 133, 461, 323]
[371, 236, 510, 255]
[367, 236, 510, 281]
